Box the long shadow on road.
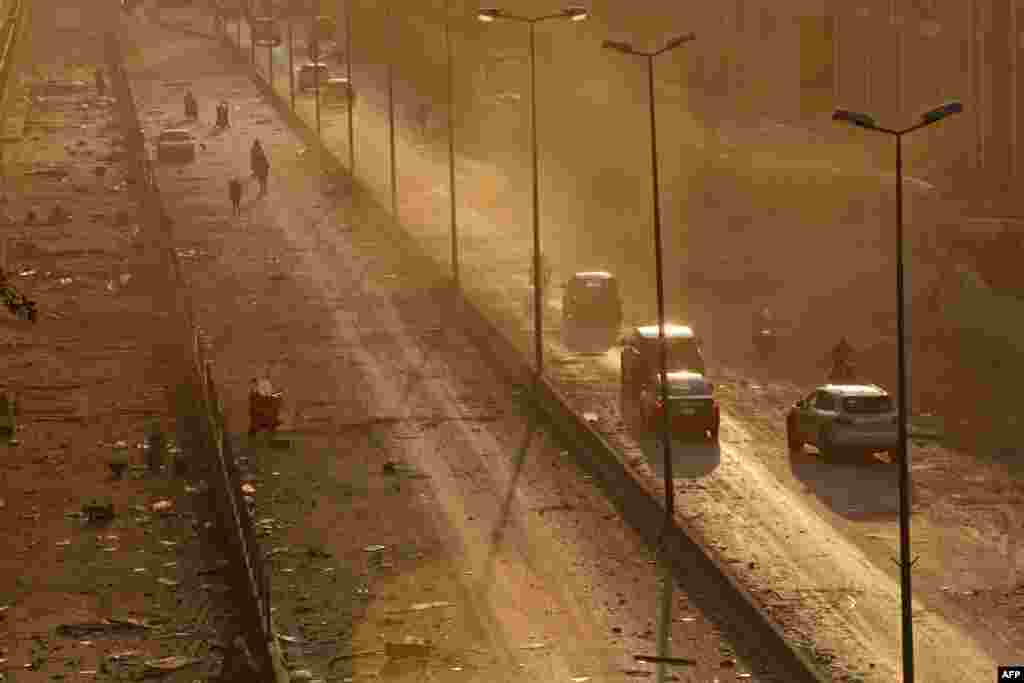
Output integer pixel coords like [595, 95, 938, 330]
[788, 447, 901, 521]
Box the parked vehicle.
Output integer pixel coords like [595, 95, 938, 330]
[640, 370, 719, 441]
[297, 62, 330, 91]
[155, 128, 196, 162]
[561, 271, 622, 353]
[786, 383, 898, 459]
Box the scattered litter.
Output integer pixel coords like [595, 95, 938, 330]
[241, 483, 256, 495]
[290, 670, 314, 681]
[277, 634, 301, 644]
[571, 678, 591, 682]
[409, 601, 453, 612]
[56, 539, 71, 547]
[107, 650, 144, 662]
[56, 618, 150, 638]
[18, 269, 37, 277]
[133, 568, 147, 574]
[157, 578, 179, 587]
[151, 499, 173, 513]
[144, 655, 201, 672]
[82, 500, 114, 523]
[634, 655, 696, 666]
[385, 637, 432, 659]
[58, 277, 73, 286]
[583, 412, 599, 424]
[162, 561, 177, 568]
[363, 545, 386, 553]
[159, 540, 177, 547]
[519, 642, 548, 650]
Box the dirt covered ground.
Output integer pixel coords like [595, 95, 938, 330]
[0, 5, 260, 683]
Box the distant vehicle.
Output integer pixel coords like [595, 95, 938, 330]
[640, 370, 719, 441]
[297, 62, 330, 91]
[155, 128, 196, 162]
[322, 77, 354, 107]
[621, 323, 708, 425]
[252, 17, 282, 47]
[753, 327, 777, 357]
[561, 271, 622, 353]
[786, 383, 898, 459]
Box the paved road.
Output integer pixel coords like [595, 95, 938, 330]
[218, 13, 1010, 683]
[116, 12, 785, 683]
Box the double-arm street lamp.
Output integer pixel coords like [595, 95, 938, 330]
[477, 6, 589, 376]
[832, 99, 963, 683]
[603, 33, 695, 534]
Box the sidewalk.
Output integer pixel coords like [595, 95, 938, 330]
[0, 8, 231, 682]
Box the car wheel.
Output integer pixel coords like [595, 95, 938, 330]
[818, 427, 834, 458]
[786, 416, 802, 451]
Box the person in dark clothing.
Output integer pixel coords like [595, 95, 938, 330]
[827, 336, 856, 382]
[184, 90, 198, 119]
[95, 67, 106, 97]
[250, 140, 269, 197]
[216, 101, 230, 128]
[228, 178, 243, 216]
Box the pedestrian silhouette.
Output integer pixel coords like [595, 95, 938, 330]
[251, 140, 269, 197]
[95, 67, 106, 97]
[229, 178, 243, 216]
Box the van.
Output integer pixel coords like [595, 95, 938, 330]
[561, 271, 622, 353]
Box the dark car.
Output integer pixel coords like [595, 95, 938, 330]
[640, 370, 719, 441]
[561, 271, 622, 353]
[620, 323, 708, 424]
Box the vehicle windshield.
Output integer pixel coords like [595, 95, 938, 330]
[641, 337, 704, 374]
[568, 279, 618, 315]
[160, 131, 192, 142]
[842, 395, 892, 414]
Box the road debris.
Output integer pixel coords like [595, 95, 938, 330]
[56, 618, 150, 638]
[143, 655, 202, 672]
[385, 637, 432, 659]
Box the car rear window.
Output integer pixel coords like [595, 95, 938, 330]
[843, 395, 892, 414]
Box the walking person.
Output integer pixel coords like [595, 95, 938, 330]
[184, 90, 198, 120]
[95, 67, 106, 97]
[250, 139, 269, 197]
[228, 178, 243, 216]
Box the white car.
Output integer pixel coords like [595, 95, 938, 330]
[155, 128, 196, 162]
[786, 383, 898, 458]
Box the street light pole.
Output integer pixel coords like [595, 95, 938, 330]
[345, 0, 355, 175]
[288, 16, 294, 110]
[387, 3, 397, 219]
[445, 0, 459, 288]
[603, 33, 695, 535]
[249, 0, 255, 64]
[312, 16, 321, 139]
[477, 6, 589, 377]
[833, 101, 963, 683]
[527, 21, 542, 373]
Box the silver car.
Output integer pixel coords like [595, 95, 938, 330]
[786, 383, 898, 458]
